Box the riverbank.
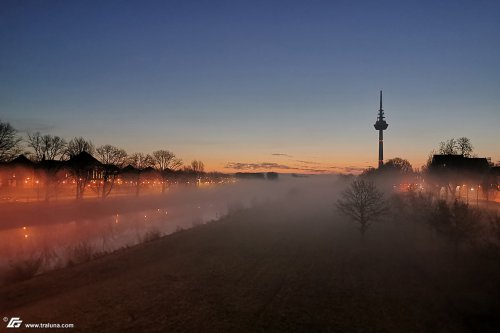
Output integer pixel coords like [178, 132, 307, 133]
[1, 195, 499, 332]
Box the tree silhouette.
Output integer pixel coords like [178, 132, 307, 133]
[382, 157, 413, 174]
[65, 138, 96, 200]
[27, 132, 67, 161]
[189, 160, 205, 173]
[429, 200, 482, 255]
[26, 132, 67, 201]
[182, 160, 205, 186]
[128, 153, 154, 196]
[0, 121, 22, 162]
[152, 150, 182, 193]
[66, 137, 95, 158]
[456, 137, 473, 157]
[337, 179, 388, 236]
[438, 137, 474, 157]
[96, 145, 127, 199]
[439, 138, 458, 155]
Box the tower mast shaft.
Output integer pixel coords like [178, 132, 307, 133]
[373, 90, 388, 168]
[379, 130, 383, 168]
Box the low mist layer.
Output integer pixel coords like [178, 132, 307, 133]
[0, 175, 499, 332]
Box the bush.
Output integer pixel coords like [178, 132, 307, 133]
[71, 241, 94, 264]
[407, 191, 434, 224]
[428, 200, 482, 254]
[479, 212, 500, 258]
[488, 213, 500, 246]
[3, 255, 44, 284]
[143, 228, 162, 242]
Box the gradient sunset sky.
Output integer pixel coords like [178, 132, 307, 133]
[1, 0, 499, 173]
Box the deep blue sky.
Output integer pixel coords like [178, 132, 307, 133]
[1, 0, 499, 172]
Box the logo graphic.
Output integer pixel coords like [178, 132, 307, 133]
[6, 317, 23, 328]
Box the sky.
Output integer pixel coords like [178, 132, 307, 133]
[1, 0, 499, 173]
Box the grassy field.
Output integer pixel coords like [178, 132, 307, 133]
[1, 190, 499, 332]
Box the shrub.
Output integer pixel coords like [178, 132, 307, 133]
[428, 200, 482, 254]
[143, 228, 162, 242]
[71, 241, 94, 264]
[3, 255, 44, 284]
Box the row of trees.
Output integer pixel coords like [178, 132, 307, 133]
[0, 120, 210, 200]
[337, 136, 498, 243]
[365, 138, 497, 197]
[337, 175, 498, 255]
[361, 137, 478, 177]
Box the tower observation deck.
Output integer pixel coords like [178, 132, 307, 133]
[374, 91, 388, 168]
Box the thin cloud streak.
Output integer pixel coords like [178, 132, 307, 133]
[225, 162, 293, 170]
[225, 161, 365, 174]
[296, 160, 322, 165]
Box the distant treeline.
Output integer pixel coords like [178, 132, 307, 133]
[0, 120, 234, 201]
[235, 172, 279, 180]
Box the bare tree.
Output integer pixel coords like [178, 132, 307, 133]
[27, 132, 67, 161]
[26, 132, 67, 201]
[96, 145, 127, 199]
[128, 153, 154, 196]
[66, 137, 95, 158]
[183, 160, 205, 186]
[152, 150, 182, 193]
[336, 179, 388, 236]
[190, 160, 205, 173]
[65, 137, 96, 200]
[26, 132, 44, 162]
[129, 152, 154, 169]
[456, 137, 473, 157]
[0, 121, 22, 162]
[439, 138, 458, 155]
[438, 137, 474, 157]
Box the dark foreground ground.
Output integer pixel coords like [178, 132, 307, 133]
[1, 193, 499, 332]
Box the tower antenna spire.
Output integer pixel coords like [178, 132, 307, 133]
[379, 90, 383, 111]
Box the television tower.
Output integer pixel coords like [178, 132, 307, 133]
[373, 90, 388, 168]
